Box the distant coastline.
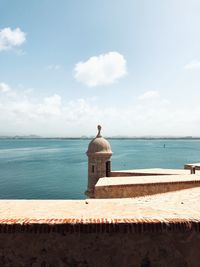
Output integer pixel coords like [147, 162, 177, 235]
[0, 135, 200, 140]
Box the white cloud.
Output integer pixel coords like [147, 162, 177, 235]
[184, 60, 200, 70]
[138, 90, 160, 100]
[0, 27, 26, 51]
[0, 84, 200, 137]
[47, 65, 61, 70]
[37, 94, 62, 116]
[0, 83, 11, 93]
[74, 51, 127, 87]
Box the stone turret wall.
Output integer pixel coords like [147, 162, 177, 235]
[86, 126, 112, 197]
[87, 156, 111, 191]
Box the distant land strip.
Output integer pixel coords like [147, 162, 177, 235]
[0, 136, 200, 140]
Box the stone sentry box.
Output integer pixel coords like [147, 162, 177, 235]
[85, 125, 112, 198]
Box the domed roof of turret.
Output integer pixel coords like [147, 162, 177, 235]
[87, 125, 112, 156]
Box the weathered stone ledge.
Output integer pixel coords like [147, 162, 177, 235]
[0, 187, 200, 234]
[110, 168, 194, 177]
[0, 190, 200, 266]
[95, 174, 200, 198]
[0, 218, 199, 233]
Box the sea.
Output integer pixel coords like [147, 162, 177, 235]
[0, 138, 200, 199]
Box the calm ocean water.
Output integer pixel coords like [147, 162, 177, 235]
[0, 138, 200, 199]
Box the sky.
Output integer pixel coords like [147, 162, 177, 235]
[1, 0, 200, 137]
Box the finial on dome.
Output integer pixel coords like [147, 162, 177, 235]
[96, 125, 102, 137]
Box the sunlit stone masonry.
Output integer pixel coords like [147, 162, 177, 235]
[85, 125, 112, 198]
[85, 126, 200, 199]
[1, 125, 200, 266]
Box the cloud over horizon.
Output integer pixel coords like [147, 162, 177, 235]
[74, 51, 127, 87]
[0, 84, 200, 137]
[0, 27, 26, 51]
[138, 90, 160, 100]
[184, 60, 200, 70]
[0, 83, 11, 93]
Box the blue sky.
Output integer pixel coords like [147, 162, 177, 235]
[0, 0, 200, 136]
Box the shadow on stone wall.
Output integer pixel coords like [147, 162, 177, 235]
[0, 231, 199, 267]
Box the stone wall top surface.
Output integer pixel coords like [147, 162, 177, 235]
[0, 186, 200, 224]
[185, 163, 200, 170]
[111, 168, 194, 175]
[96, 174, 200, 187]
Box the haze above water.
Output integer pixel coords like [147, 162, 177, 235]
[0, 139, 200, 199]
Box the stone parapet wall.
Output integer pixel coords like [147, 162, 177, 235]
[0, 220, 200, 266]
[110, 169, 192, 177]
[110, 171, 166, 177]
[0, 192, 200, 266]
[95, 181, 200, 198]
[1, 218, 200, 233]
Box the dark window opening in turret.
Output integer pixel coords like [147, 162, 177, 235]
[92, 165, 95, 173]
[106, 161, 111, 177]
